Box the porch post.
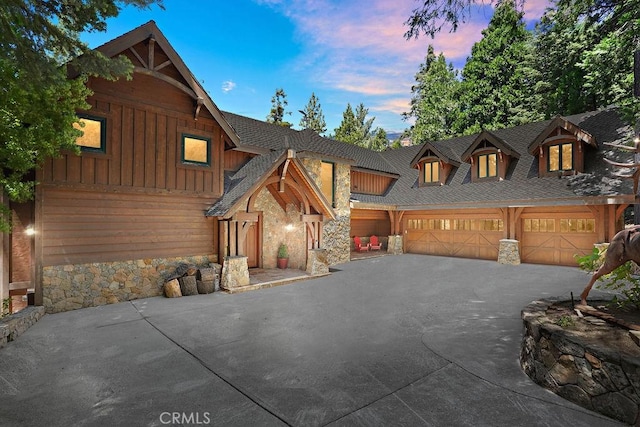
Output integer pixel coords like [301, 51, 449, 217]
[0, 192, 8, 307]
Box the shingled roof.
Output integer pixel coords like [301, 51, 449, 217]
[352, 108, 634, 210]
[222, 112, 400, 176]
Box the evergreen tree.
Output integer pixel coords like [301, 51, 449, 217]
[333, 103, 376, 148]
[0, 0, 161, 232]
[299, 92, 327, 134]
[266, 88, 292, 128]
[370, 128, 389, 151]
[453, 0, 542, 135]
[403, 45, 459, 144]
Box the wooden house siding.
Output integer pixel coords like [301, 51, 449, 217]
[224, 150, 255, 172]
[40, 187, 216, 266]
[350, 171, 394, 195]
[350, 209, 391, 238]
[42, 79, 225, 196]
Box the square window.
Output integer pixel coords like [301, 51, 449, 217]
[548, 143, 573, 172]
[182, 134, 210, 166]
[74, 115, 106, 152]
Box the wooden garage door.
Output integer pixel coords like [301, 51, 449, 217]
[405, 217, 503, 260]
[521, 216, 597, 266]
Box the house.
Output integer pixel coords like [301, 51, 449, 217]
[0, 21, 634, 313]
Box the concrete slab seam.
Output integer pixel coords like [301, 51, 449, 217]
[128, 301, 293, 426]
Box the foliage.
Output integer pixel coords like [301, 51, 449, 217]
[266, 88, 292, 128]
[333, 103, 377, 149]
[556, 315, 575, 328]
[370, 128, 388, 151]
[576, 247, 640, 310]
[1, 297, 9, 318]
[453, 0, 543, 135]
[299, 92, 327, 135]
[403, 0, 523, 39]
[403, 45, 459, 144]
[0, 0, 161, 232]
[277, 243, 288, 259]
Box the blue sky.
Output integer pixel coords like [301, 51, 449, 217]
[81, 0, 550, 136]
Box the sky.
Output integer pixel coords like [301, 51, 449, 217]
[81, 0, 551, 136]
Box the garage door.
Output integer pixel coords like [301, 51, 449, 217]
[521, 217, 597, 266]
[405, 217, 503, 260]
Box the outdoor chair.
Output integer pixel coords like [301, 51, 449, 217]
[369, 235, 382, 251]
[353, 236, 370, 252]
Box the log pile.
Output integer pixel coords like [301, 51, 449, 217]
[163, 263, 221, 298]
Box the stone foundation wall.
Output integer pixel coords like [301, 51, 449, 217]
[42, 254, 217, 313]
[520, 298, 640, 425]
[1, 306, 45, 348]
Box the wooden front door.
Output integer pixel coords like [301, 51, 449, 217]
[244, 222, 259, 268]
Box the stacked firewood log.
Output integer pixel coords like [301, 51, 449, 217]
[163, 263, 221, 298]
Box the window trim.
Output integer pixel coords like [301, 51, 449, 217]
[321, 160, 336, 208]
[181, 133, 211, 167]
[477, 152, 498, 179]
[423, 160, 440, 185]
[75, 114, 107, 153]
[547, 142, 574, 172]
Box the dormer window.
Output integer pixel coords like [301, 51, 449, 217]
[477, 153, 497, 179]
[548, 143, 573, 172]
[424, 160, 440, 184]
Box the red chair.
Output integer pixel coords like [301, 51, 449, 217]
[354, 236, 370, 252]
[369, 235, 382, 251]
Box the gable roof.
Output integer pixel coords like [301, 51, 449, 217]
[460, 130, 520, 162]
[528, 115, 597, 154]
[409, 141, 461, 169]
[94, 20, 240, 147]
[350, 108, 633, 210]
[206, 149, 335, 220]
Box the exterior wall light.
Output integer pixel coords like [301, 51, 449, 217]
[285, 224, 294, 232]
[25, 226, 35, 236]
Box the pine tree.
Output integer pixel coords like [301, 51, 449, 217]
[453, 0, 542, 135]
[403, 45, 459, 143]
[299, 92, 327, 135]
[333, 103, 376, 148]
[266, 88, 292, 128]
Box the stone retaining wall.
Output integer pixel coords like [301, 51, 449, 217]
[42, 255, 217, 313]
[1, 306, 45, 348]
[520, 298, 640, 424]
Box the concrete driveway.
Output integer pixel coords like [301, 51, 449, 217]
[0, 255, 622, 426]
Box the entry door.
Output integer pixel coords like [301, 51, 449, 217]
[10, 201, 34, 285]
[244, 222, 259, 268]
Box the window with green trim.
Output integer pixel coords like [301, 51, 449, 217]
[321, 161, 335, 207]
[477, 153, 497, 178]
[74, 115, 106, 153]
[181, 134, 210, 166]
[548, 143, 573, 172]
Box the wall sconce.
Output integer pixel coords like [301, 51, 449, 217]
[25, 226, 35, 236]
[285, 223, 294, 232]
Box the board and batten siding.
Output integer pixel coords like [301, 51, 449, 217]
[37, 76, 225, 267]
[40, 188, 216, 266]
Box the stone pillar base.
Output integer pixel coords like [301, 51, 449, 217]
[221, 256, 250, 290]
[306, 249, 329, 276]
[497, 239, 520, 265]
[387, 235, 403, 255]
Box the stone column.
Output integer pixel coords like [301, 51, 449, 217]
[497, 239, 520, 265]
[220, 256, 250, 290]
[306, 249, 329, 276]
[387, 235, 403, 255]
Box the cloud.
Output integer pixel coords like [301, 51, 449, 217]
[221, 80, 236, 93]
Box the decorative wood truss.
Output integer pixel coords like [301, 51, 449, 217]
[220, 150, 335, 262]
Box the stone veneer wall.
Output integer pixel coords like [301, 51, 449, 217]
[42, 254, 217, 313]
[255, 188, 306, 269]
[520, 298, 640, 424]
[300, 158, 351, 265]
